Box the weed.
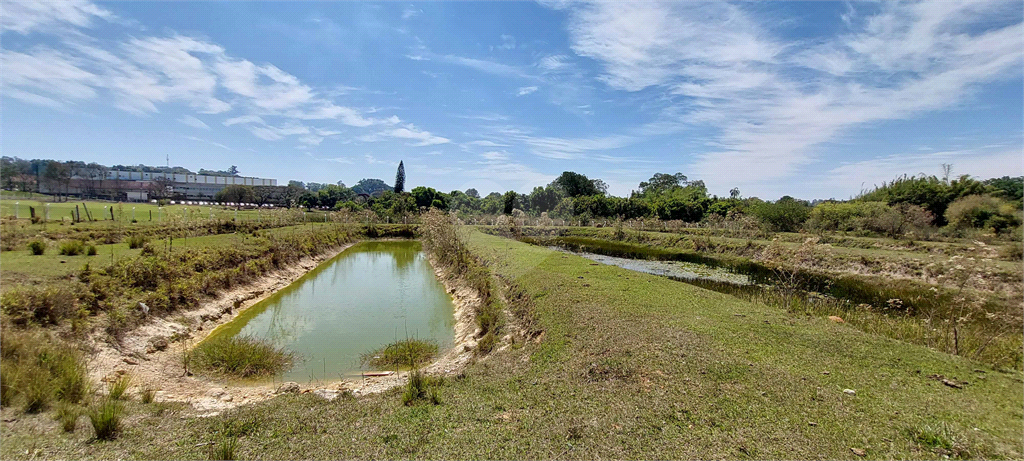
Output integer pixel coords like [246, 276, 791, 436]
[209, 435, 238, 460]
[28, 240, 45, 255]
[140, 386, 155, 404]
[361, 339, 438, 369]
[89, 399, 123, 441]
[108, 374, 132, 400]
[58, 239, 85, 256]
[127, 234, 149, 249]
[0, 283, 79, 326]
[189, 335, 295, 378]
[401, 369, 441, 406]
[50, 351, 89, 404]
[55, 403, 81, 432]
[907, 423, 971, 458]
[20, 366, 51, 413]
[86, 244, 98, 256]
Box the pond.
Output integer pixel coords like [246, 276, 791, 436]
[203, 240, 455, 383]
[553, 247, 754, 286]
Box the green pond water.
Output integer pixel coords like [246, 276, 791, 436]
[203, 240, 455, 383]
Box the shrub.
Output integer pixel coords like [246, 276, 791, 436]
[58, 240, 86, 256]
[86, 244, 98, 256]
[945, 195, 1021, 232]
[28, 240, 45, 255]
[89, 399, 123, 441]
[189, 335, 295, 378]
[107, 374, 132, 400]
[361, 339, 439, 369]
[127, 234, 149, 249]
[0, 283, 79, 326]
[401, 369, 441, 406]
[750, 197, 811, 232]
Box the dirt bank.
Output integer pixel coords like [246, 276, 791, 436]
[86, 241, 482, 416]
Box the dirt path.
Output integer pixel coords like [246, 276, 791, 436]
[86, 242, 482, 416]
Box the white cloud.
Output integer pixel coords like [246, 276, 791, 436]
[480, 151, 508, 161]
[298, 135, 324, 146]
[402, 6, 422, 20]
[183, 135, 230, 150]
[223, 115, 265, 126]
[361, 124, 450, 147]
[558, 1, 1024, 185]
[178, 115, 209, 130]
[498, 34, 516, 50]
[515, 134, 636, 160]
[517, 86, 538, 96]
[1, 0, 115, 35]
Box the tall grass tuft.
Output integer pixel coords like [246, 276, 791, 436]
[361, 339, 438, 369]
[55, 403, 81, 433]
[209, 435, 238, 460]
[127, 234, 149, 249]
[86, 244, 98, 256]
[107, 374, 132, 400]
[58, 240, 85, 256]
[20, 366, 52, 413]
[89, 399, 123, 441]
[28, 240, 45, 255]
[189, 335, 295, 378]
[140, 386, 156, 404]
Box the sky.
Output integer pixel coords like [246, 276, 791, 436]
[2, 0, 1022, 200]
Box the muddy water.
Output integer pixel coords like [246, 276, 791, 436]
[204, 241, 455, 383]
[555, 247, 754, 285]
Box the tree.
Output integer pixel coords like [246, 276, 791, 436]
[591, 178, 609, 195]
[394, 161, 406, 194]
[411, 186, 448, 210]
[465, 188, 480, 199]
[730, 187, 741, 199]
[527, 186, 561, 213]
[227, 165, 239, 176]
[553, 171, 601, 197]
[352, 178, 393, 196]
[639, 173, 688, 196]
[306, 182, 325, 193]
[288, 180, 305, 189]
[215, 185, 254, 207]
[502, 191, 518, 215]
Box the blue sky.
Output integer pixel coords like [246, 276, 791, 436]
[2, 1, 1021, 200]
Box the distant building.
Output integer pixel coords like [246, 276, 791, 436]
[41, 170, 278, 201]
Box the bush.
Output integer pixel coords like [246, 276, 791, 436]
[401, 369, 441, 406]
[58, 240, 86, 256]
[89, 399, 123, 441]
[750, 197, 811, 232]
[361, 339, 439, 369]
[189, 335, 295, 378]
[20, 366, 52, 413]
[0, 283, 79, 326]
[28, 240, 46, 255]
[945, 195, 1021, 232]
[86, 244, 98, 256]
[127, 234, 149, 249]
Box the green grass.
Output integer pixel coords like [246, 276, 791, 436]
[189, 335, 295, 378]
[361, 339, 439, 369]
[1, 230, 1020, 459]
[89, 399, 124, 441]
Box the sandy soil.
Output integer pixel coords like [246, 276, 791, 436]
[85, 242, 483, 417]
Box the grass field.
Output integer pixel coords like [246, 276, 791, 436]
[2, 230, 1020, 459]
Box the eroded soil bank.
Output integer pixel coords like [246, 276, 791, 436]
[87, 241, 482, 416]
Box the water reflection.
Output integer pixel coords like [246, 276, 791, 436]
[203, 241, 455, 383]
